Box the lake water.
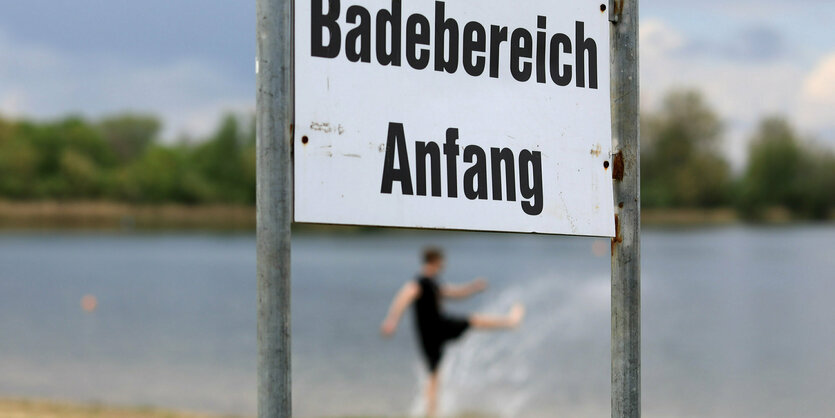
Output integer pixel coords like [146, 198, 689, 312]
[0, 226, 833, 417]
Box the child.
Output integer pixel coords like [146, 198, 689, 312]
[381, 247, 525, 417]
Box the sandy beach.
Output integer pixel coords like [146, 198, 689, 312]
[0, 398, 237, 418]
[0, 398, 496, 418]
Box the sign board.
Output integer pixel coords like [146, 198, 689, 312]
[294, 0, 614, 236]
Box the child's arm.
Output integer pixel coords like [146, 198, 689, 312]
[380, 281, 420, 337]
[442, 277, 488, 300]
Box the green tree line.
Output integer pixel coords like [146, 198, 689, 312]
[0, 89, 832, 219]
[0, 113, 255, 204]
[642, 90, 835, 219]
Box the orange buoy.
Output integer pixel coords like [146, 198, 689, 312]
[81, 294, 98, 313]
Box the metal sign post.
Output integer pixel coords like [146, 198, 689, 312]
[609, 1, 640, 417]
[256, 0, 293, 416]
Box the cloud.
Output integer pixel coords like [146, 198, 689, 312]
[0, 90, 26, 118]
[0, 30, 252, 140]
[800, 54, 835, 103]
[681, 25, 787, 63]
[796, 54, 835, 142]
[641, 20, 687, 58]
[803, 54, 835, 100]
[642, 18, 788, 63]
[648, 0, 832, 18]
[640, 20, 803, 117]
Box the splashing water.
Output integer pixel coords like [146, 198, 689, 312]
[410, 274, 611, 417]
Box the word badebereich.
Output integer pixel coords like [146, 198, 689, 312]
[311, 0, 599, 88]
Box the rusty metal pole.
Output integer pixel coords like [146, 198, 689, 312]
[256, 0, 293, 416]
[609, 0, 640, 417]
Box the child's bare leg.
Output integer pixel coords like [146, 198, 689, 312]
[426, 370, 440, 417]
[469, 303, 525, 329]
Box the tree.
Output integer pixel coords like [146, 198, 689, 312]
[641, 90, 731, 207]
[98, 114, 160, 163]
[0, 120, 38, 198]
[739, 117, 835, 219]
[191, 114, 253, 203]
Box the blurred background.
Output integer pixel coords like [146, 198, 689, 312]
[0, 0, 833, 417]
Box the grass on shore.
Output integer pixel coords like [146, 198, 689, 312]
[0, 201, 255, 231]
[0, 200, 830, 231]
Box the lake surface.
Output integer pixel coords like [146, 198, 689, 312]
[0, 226, 833, 417]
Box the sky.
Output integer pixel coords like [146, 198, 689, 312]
[0, 0, 833, 166]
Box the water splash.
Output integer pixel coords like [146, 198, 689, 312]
[410, 274, 610, 417]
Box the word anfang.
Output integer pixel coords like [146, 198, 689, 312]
[380, 122, 544, 216]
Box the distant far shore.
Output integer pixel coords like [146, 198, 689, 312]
[0, 200, 830, 231]
[0, 200, 255, 231]
[0, 397, 237, 418]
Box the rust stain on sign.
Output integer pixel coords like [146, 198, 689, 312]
[610, 0, 624, 20]
[590, 144, 602, 157]
[611, 151, 624, 181]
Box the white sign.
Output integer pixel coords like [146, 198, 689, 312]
[294, 0, 614, 236]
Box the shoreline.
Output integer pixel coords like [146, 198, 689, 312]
[0, 200, 830, 232]
[0, 397, 239, 418]
[0, 201, 255, 231]
[0, 397, 490, 418]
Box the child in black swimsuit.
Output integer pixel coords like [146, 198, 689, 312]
[381, 247, 524, 417]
